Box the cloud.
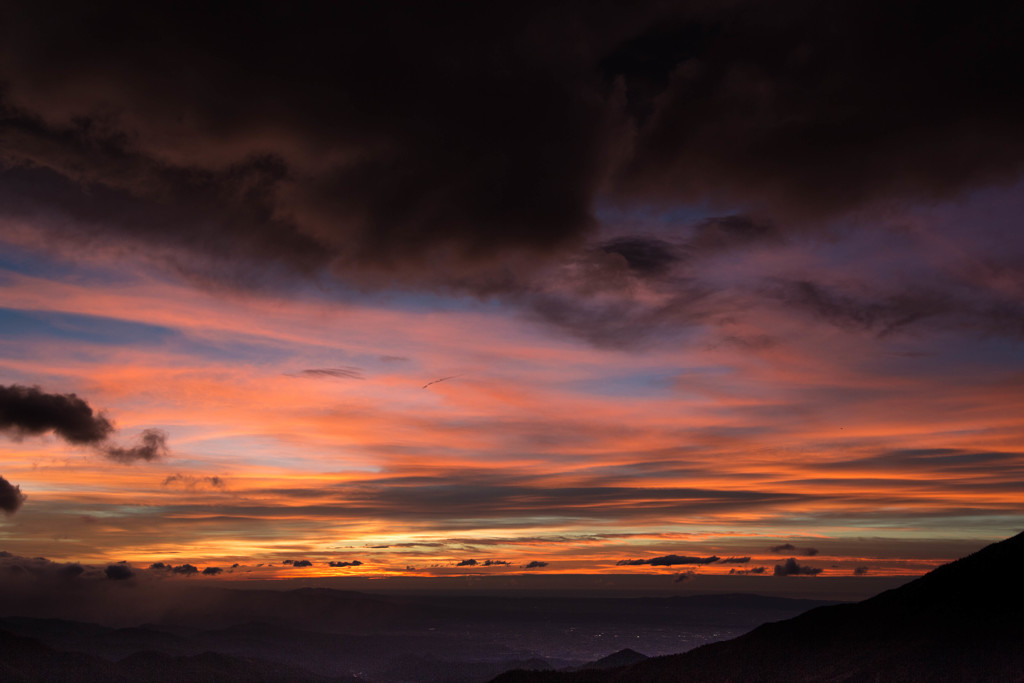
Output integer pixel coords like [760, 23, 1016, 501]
[599, 237, 680, 277]
[0, 3, 619, 290]
[104, 563, 134, 580]
[773, 558, 822, 576]
[102, 428, 169, 464]
[774, 281, 951, 336]
[456, 559, 478, 567]
[0, 385, 169, 466]
[613, 2, 1024, 220]
[689, 215, 781, 252]
[0, 384, 113, 444]
[201, 566, 222, 576]
[328, 560, 363, 568]
[716, 557, 751, 564]
[0, 475, 26, 514]
[854, 566, 870, 576]
[3, 2, 1020, 298]
[162, 473, 225, 490]
[298, 367, 364, 380]
[729, 567, 766, 575]
[0, 553, 92, 582]
[524, 561, 548, 569]
[483, 559, 511, 566]
[616, 554, 719, 566]
[57, 563, 84, 579]
[288, 560, 313, 568]
[170, 564, 198, 576]
[770, 544, 818, 556]
[674, 570, 697, 583]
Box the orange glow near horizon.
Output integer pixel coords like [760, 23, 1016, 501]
[1, 231, 1023, 585]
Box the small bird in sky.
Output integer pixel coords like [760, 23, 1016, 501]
[422, 375, 459, 389]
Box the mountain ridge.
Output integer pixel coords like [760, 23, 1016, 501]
[493, 531, 1024, 682]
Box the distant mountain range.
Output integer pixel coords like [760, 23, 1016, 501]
[0, 591, 832, 682]
[493, 530, 1024, 682]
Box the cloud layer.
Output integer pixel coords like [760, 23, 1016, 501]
[0, 1, 1021, 292]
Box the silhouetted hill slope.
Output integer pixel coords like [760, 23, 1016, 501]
[493, 531, 1024, 682]
[576, 648, 648, 670]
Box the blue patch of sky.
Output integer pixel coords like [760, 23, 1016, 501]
[0, 307, 305, 366]
[560, 369, 678, 398]
[875, 333, 1024, 377]
[0, 240, 151, 288]
[0, 307, 175, 347]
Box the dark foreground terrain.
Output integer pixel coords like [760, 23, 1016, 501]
[0, 590, 831, 682]
[494, 531, 1024, 682]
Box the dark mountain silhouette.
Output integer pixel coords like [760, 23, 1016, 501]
[492, 531, 1024, 682]
[0, 627, 333, 682]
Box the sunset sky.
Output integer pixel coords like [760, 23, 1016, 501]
[1, 1, 1023, 588]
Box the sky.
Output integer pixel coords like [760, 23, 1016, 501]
[0, 1, 1023, 592]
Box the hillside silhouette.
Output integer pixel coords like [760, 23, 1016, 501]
[494, 530, 1024, 682]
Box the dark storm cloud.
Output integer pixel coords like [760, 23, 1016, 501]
[328, 560, 363, 568]
[612, 2, 1024, 219]
[102, 428, 168, 463]
[2, 2, 1022, 292]
[616, 554, 719, 566]
[201, 566, 222, 576]
[0, 475, 26, 514]
[773, 558, 822, 576]
[524, 561, 549, 569]
[0, 384, 113, 444]
[104, 563, 134, 580]
[0, 2, 619, 286]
